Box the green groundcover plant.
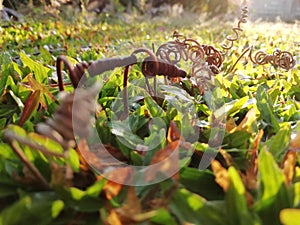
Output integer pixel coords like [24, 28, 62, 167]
[0, 4, 300, 225]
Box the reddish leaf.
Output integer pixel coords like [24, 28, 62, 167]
[27, 74, 55, 109]
[18, 90, 41, 126]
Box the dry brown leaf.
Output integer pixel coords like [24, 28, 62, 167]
[145, 140, 180, 182]
[76, 139, 94, 171]
[104, 181, 123, 201]
[289, 131, 300, 150]
[281, 150, 297, 185]
[103, 167, 132, 200]
[116, 186, 142, 223]
[77, 139, 103, 172]
[150, 140, 180, 164]
[77, 140, 126, 172]
[245, 189, 255, 206]
[231, 108, 257, 133]
[169, 77, 182, 83]
[251, 129, 264, 154]
[167, 120, 181, 143]
[211, 160, 229, 191]
[245, 129, 263, 190]
[106, 210, 122, 225]
[148, 198, 166, 209]
[219, 148, 233, 166]
[50, 162, 73, 187]
[226, 117, 237, 132]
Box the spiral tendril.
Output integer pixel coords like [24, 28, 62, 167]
[221, 6, 248, 51]
[250, 47, 296, 70]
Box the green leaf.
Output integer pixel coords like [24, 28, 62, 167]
[19, 52, 50, 84]
[258, 148, 287, 201]
[254, 148, 292, 225]
[0, 144, 18, 161]
[85, 179, 106, 197]
[280, 209, 300, 225]
[8, 90, 24, 109]
[51, 200, 64, 218]
[170, 188, 224, 225]
[26, 74, 55, 109]
[144, 95, 165, 118]
[143, 128, 166, 165]
[223, 131, 252, 149]
[39, 46, 53, 63]
[180, 167, 224, 200]
[130, 151, 143, 166]
[111, 119, 144, 153]
[27, 133, 64, 155]
[4, 124, 27, 140]
[216, 96, 251, 118]
[294, 182, 300, 207]
[225, 167, 257, 225]
[204, 87, 226, 111]
[0, 53, 14, 96]
[150, 208, 177, 225]
[256, 85, 280, 132]
[160, 84, 194, 103]
[0, 192, 61, 225]
[56, 187, 104, 212]
[265, 123, 291, 162]
[66, 148, 80, 172]
[0, 176, 19, 198]
[0, 104, 18, 118]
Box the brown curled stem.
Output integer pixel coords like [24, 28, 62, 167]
[221, 6, 248, 51]
[57, 54, 137, 91]
[56, 55, 75, 91]
[249, 47, 295, 70]
[123, 65, 130, 118]
[9, 140, 50, 190]
[132, 48, 159, 71]
[153, 76, 157, 96]
[228, 47, 251, 74]
[145, 77, 153, 95]
[132, 48, 159, 95]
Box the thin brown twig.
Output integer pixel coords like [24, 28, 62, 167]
[227, 47, 251, 76]
[10, 140, 50, 190]
[123, 65, 130, 118]
[4, 131, 64, 158]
